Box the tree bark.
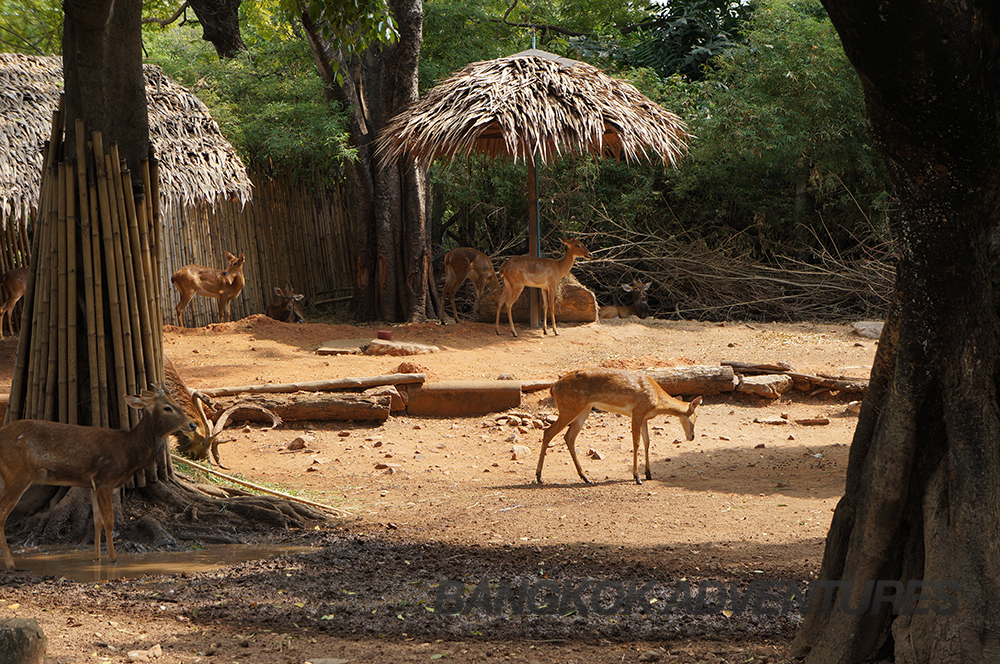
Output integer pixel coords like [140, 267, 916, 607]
[301, 0, 429, 322]
[792, 2, 1000, 662]
[187, 0, 246, 58]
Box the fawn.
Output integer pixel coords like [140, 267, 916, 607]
[266, 285, 306, 323]
[537, 368, 702, 485]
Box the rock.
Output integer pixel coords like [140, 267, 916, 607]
[365, 339, 440, 356]
[587, 448, 604, 460]
[0, 619, 47, 664]
[511, 444, 532, 460]
[737, 374, 794, 398]
[363, 385, 406, 411]
[852, 321, 883, 339]
[847, 401, 862, 414]
[638, 650, 662, 662]
[753, 416, 788, 425]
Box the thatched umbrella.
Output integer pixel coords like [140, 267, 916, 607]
[378, 49, 690, 325]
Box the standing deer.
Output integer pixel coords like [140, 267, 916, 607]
[536, 368, 702, 485]
[0, 386, 197, 568]
[440, 247, 499, 324]
[494, 238, 592, 337]
[0, 266, 28, 340]
[266, 285, 306, 323]
[599, 279, 651, 320]
[171, 251, 246, 326]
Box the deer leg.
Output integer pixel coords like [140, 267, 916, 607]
[217, 297, 228, 323]
[537, 410, 576, 483]
[549, 287, 559, 336]
[0, 477, 31, 569]
[93, 487, 117, 562]
[564, 411, 591, 483]
[642, 420, 653, 481]
[631, 413, 645, 485]
[175, 292, 195, 327]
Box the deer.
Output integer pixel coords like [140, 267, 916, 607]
[266, 285, 306, 323]
[440, 247, 500, 324]
[0, 266, 28, 340]
[0, 385, 197, 569]
[599, 278, 651, 320]
[494, 238, 592, 337]
[163, 356, 282, 469]
[536, 368, 703, 486]
[171, 251, 246, 327]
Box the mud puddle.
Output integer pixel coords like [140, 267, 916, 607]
[10, 543, 315, 582]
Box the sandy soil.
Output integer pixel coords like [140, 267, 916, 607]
[0, 313, 878, 663]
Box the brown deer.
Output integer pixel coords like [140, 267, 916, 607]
[599, 279, 651, 320]
[163, 356, 281, 469]
[440, 247, 500, 324]
[171, 251, 246, 326]
[265, 285, 306, 323]
[537, 368, 702, 485]
[0, 266, 28, 340]
[0, 386, 197, 568]
[494, 238, 592, 337]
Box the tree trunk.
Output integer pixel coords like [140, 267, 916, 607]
[301, 0, 429, 322]
[187, 0, 246, 58]
[792, 2, 1000, 662]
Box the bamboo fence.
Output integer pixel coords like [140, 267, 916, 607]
[159, 166, 354, 327]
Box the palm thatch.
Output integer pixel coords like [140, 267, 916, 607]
[0, 53, 251, 224]
[378, 49, 690, 168]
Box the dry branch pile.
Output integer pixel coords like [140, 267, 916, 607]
[574, 215, 895, 322]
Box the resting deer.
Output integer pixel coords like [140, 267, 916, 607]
[494, 238, 592, 337]
[440, 247, 499, 324]
[0, 386, 197, 568]
[0, 266, 28, 340]
[599, 279, 651, 320]
[266, 285, 306, 323]
[163, 356, 281, 469]
[537, 368, 702, 485]
[171, 251, 246, 326]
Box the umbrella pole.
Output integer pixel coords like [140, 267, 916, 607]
[527, 157, 540, 328]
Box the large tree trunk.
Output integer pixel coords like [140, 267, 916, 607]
[301, 0, 430, 322]
[792, 2, 1000, 662]
[187, 0, 246, 58]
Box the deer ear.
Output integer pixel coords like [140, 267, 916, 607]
[689, 396, 703, 411]
[622, 283, 633, 292]
[274, 286, 284, 296]
[293, 294, 304, 301]
[124, 394, 145, 409]
[225, 251, 234, 260]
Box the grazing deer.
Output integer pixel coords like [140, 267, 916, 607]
[0, 266, 28, 340]
[537, 368, 702, 485]
[171, 251, 246, 326]
[494, 238, 592, 337]
[599, 279, 651, 320]
[266, 285, 306, 323]
[440, 247, 500, 324]
[0, 386, 197, 568]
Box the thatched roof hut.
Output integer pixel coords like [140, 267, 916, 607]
[378, 49, 690, 168]
[0, 52, 252, 223]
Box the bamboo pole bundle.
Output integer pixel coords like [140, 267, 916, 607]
[107, 148, 139, 427]
[76, 120, 101, 427]
[64, 160, 79, 424]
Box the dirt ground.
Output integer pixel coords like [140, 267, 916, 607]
[0, 313, 878, 664]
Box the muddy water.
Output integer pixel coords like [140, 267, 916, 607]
[12, 544, 315, 582]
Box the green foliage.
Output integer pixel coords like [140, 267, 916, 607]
[628, 0, 755, 80]
[0, 0, 62, 54]
[650, 0, 890, 254]
[145, 25, 353, 182]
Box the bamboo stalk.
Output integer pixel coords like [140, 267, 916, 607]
[56, 163, 68, 422]
[89, 151, 109, 428]
[65, 160, 79, 424]
[76, 119, 100, 426]
[122, 166, 154, 392]
[93, 133, 128, 428]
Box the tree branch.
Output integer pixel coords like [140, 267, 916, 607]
[142, 2, 190, 28]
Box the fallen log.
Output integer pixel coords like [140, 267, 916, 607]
[721, 361, 869, 395]
[198, 373, 425, 398]
[642, 365, 738, 397]
[207, 393, 391, 422]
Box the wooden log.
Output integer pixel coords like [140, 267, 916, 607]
[721, 360, 869, 394]
[643, 365, 738, 397]
[207, 393, 391, 422]
[197, 373, 426, 398]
